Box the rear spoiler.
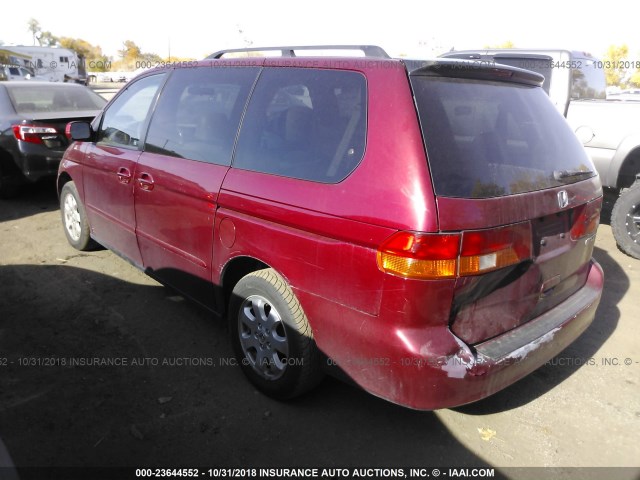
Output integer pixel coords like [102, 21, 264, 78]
[405, 59, 544, 87]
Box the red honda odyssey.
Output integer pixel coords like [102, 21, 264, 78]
[58, 46, 603, 410]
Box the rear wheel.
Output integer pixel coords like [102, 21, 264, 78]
[60, 181, 97, 251]
[611, 182, 640, 259]
[228, 268, 324, 399]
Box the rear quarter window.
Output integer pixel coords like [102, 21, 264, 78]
[233, 68, 367, 183]
[411, 77, 595, 198]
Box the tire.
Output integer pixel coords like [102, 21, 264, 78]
[228, 268, 324, 399]
[611, 182, 640, 259]
[60, 181, 97, 251]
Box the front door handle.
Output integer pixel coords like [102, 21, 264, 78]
[137, 172, 155, 191]
[116, 167, 132, 184]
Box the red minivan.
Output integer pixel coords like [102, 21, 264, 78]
[58, 46, 603, 410]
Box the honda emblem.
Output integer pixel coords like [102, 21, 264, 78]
[557, 190, 569, 209]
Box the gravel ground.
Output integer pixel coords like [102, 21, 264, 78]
[0, 184, 638, 479]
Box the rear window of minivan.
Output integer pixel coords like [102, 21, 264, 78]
[411, 77, 596, 198]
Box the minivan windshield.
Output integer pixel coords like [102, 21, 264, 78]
[411, 77, 596, 198]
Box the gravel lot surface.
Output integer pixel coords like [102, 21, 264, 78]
[0, 184, 638, 479]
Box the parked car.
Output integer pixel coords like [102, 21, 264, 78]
[0, 65, 34, 81]
[608, 88, 640, 102]
[0, 81, 106, 197]
[58, 45, 604, 410]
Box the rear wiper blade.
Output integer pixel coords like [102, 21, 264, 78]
[553, 169, 595, 181]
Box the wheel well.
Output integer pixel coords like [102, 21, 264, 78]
[617, 149, 640, 189]
[221, 256, 269, 312]
[57, 172, 72, 196]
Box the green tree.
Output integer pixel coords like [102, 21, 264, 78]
[603, 44, 629, 87]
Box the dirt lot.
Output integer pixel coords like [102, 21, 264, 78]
[0, 183, 639, 479]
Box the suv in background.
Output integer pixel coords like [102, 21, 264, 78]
[0, 65, 34, 81]
[58, 46, 603, 410]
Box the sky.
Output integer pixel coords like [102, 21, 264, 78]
[3, 0, 640, 61]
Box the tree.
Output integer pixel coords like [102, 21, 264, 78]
[60, 37, 110, 72]
[603, 44, 629, 87]
[118, 40, 142, 62]
[39, 31, 59, 47]
[629, 70, 640, 88]
[483, 40, 515, 49]
[114, 40, 163, 71]
[27, 18, 41, 46]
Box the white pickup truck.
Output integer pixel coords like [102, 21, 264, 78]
[441, 49, 640, 259]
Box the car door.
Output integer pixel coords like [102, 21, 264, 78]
[134, 66, 259, 308]
[82, 73, 166, 266]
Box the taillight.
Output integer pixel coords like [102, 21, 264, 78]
[570, 197, 602, 240]
[460, 223, 532, 275]
[12, 124, 59, 145]
[377, 222, 532, 280]
[377, 232, 461, 279]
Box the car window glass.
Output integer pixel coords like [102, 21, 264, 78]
[6, 85, 107, 113]
[145, 67, 259, 165]
[233, 68, 367, 183]
[571, 58, 606, 99]
[411, 77, 595, 198]
[98, 74, 165, 148]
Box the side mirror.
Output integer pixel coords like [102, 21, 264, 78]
[66, 121, 92, 141]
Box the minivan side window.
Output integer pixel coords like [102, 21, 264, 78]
[97, 74, 166, 148]
[145, 67, 259, 165]
[233, 68, 367, 183]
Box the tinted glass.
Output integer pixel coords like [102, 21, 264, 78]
[412, 77, 595, 198]
[145, 67, 259, 165]
[98, 74, 165, 148]
[571, 58, 606, 99]
[234, 68, 367, 183]
[6, 85, 106, 113]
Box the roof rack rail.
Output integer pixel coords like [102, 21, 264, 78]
[206, 45, 390, 60]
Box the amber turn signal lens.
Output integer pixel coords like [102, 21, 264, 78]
[376, 232, 460, 279]
[377, 222, 533, 279]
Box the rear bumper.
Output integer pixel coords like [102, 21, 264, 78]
[312, 259, 603, 410]
[17, 142, 64, 182]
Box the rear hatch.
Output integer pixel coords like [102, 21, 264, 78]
[408, 60, 602, 345]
